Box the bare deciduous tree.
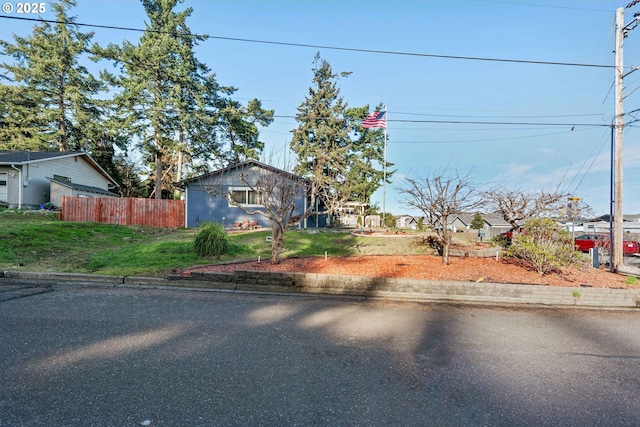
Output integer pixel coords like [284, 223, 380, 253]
[484, 187, 568, 235]
[398, 168, 483, 265]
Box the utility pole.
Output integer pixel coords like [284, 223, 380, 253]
[568, 197, 580, 240]
[613, 6, 639, 271]
[613, 7, 625, 271]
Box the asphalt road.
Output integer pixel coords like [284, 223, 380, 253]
[1, 281, 640, 426]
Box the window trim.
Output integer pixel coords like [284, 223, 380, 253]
[229, 187, 263, 207]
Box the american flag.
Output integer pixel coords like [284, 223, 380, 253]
[362, 111, 387, 129]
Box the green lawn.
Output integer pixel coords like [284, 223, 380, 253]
[0, 209, 429, 277]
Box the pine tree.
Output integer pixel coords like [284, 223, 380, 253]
[0, 84, 48, 149]
[290, 53, 352, 216]
[218, 98, 274, 164]
[97, 0, 271, 198]
[0, 0, 104, 152]
[97, 0, 192, 198]
[345, 104, 394, 206]
[470, 213, 485, 230]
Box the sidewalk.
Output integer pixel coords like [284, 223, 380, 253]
[3, 269, 640, 309]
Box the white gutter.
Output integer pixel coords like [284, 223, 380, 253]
[10, 164, 22, 209]
[184, 188, 188, 228]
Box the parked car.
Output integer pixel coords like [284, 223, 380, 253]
[500, 227, 523, 239]
[573, 233, 639, 254]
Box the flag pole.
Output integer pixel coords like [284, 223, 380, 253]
[383, 105, 387, 227]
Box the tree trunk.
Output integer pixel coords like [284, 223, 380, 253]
[58, 73, 67, 151]
[271, 223, 284, 264]
[441, 230, 451, 265]
[155, 152, 162, 199]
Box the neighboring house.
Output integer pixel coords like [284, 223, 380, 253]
[179, 160, 326, 229]
[396, 215, 419, 230]
[0, 150, 119, 209]
[332, 201, 384, 228]
[583, 216, 640, 234]
[447, 212, 514, 238]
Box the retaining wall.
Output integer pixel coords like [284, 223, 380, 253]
[174, 270, 640, 308]
[4, 269, 640, 308]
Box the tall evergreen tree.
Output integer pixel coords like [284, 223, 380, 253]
[219, 98, 274, 165]
[97, 0, 271, 198]
[345, 104, 394, 206]
[0, 0, 104, 152]
[0, 84, 48, 150]
[290, 53, 352, 216]
[97, 0, 194, 198]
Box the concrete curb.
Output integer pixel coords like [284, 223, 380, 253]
[3, 269, 640, 309]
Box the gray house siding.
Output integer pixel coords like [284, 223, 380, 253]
[185, 187, 270, 229]
[182, 161, 319, 229]
[0, 152, 118, 209]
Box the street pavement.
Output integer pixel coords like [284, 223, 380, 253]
[1, 281, 640, 426]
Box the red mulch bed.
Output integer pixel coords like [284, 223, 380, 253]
[184, 255, 633, 289]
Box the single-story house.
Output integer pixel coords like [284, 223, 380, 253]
[447, 212, 514, 239]
[0, 150, 119, 209]
[179, 160, 326, 229]
[396, 215, 419, 230]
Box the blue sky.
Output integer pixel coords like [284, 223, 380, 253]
[2, 0, 640, 216]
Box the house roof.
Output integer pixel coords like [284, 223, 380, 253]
[49, 178, 120, 197]
[0, 150, 71, 163]
[396, 215, 418, 222]
[179, 160, 307, 186]
[0, 150, 118, 187]
[448, 212, 512, 227]
[593, 214, 640, 222]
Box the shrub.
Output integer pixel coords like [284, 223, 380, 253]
[194, 222, 228, 258]
[505, 218, 585, 275]
[421, 234, 443, 255]
[491, 234, 511, 248]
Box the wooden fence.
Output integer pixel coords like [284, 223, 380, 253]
[62, 196, 185, 228]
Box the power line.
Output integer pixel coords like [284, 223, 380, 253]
[470, 0, 613, 12]
[0, 14, 617, 70]
[389, 111, 608, 119]
[390, 128, 598, 144]
[0, 96, 613, 128]
[389, 118, 610, 127]
[268, 114, 611, 127]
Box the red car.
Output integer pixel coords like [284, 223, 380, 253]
[573, 233, 639, 254]
[500, 227, 523, 239]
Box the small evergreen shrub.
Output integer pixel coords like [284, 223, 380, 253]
[491, 234, 511, 248]
[194, 222, 228, 257]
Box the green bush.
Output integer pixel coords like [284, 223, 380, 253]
[491, 234, 511, 248]
[194, 222, 228, 258]
[505, 218, 585, 275]
[421, 235, 443, 255]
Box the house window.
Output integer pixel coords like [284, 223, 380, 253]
[230, 188, 261, 206]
